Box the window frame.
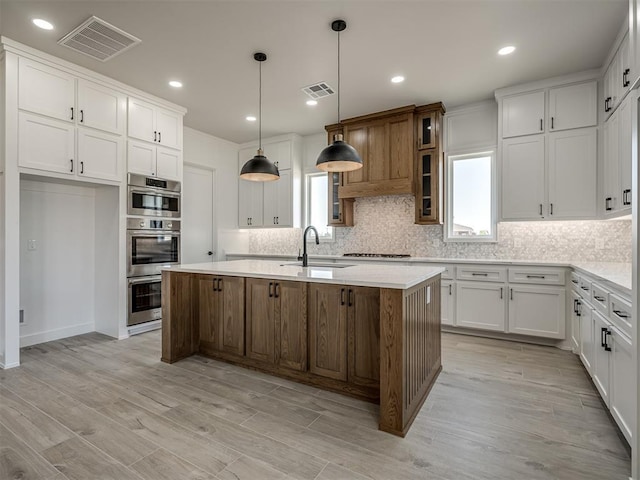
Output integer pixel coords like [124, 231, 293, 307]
[445, 149, 497, 243]
[304, 171, 334, 242]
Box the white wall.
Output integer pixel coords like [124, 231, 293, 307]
[19, 179, 96, 346]
[302, 132, 326, 171]
[183, 127, 245, 259]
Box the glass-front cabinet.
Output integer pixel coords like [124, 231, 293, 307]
[328, 172, 354, 226]
[416, 111, 437, 150]
[415, 149, 442, 224]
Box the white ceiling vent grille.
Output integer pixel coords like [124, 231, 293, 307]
[302, 82, 335, 100]
[58, 16, 141, 62]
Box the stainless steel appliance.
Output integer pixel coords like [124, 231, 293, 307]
[128, 275, 162, 326]
[127, 217, 181, 277]
[127, 173, 181, 218]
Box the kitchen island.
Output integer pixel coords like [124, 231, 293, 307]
[161, 260, 443, 436]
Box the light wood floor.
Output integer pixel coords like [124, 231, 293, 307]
[0, 330, 631, 480]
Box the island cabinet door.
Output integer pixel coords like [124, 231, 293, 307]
[245, 278, 276, 364]
[309, 283, 348, 381]
[347, 286, 381, 387]
[218, 276, 246, 356]
[197, 275, 219, 351]
[276, 281, 308, 372]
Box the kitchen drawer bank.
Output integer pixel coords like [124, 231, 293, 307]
[162, 260, 443, 437]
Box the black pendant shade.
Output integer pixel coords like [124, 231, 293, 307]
[316, 19, 363, 173]
[240, 149, 280, 182]
[316, 134, 363, 172]
[240, 52, 280, 182]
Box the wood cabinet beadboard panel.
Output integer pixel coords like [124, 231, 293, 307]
[246, 278, 276, 364]
[308, 283, 348, 381]
[162, 271, 197, 363]
[197, 275, 218, 346]
[347, 286, 381, 387]
[18, 57, 75, 122]
[276, 280, 308, 372]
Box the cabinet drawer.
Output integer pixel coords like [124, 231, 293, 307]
[441, 265, 455, 280]
[508, 267, 565, 286]
[590, 283, 610, 317]
[578, 277, 592, 298]
[609, 294, 632, 338]
[569, 272, 580, 290]
[456, 266, 507, 282]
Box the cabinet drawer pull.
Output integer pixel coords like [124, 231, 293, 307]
[217, 278, 222, 291]
[510, 288, 513, 300]
[539, 204, 543, 216]
[70, 107, 74, 120]
[213, 277, 218, 292]
[600, 327, 607, 348]
[275, 283, 280, 298]
[604, 329, 612, 352]
[594, 295, 605, 302]
[340, 288, 345, 306]
[623, 68, 630, 87]
[580, 286, 589, 291]
[471, 272, 488, 277]
[80, 161, 84, 174]
[573, 298, 578, 314]
[269, 282, 273, 297]
[154, 131, 157, 142]
[549, 203, 553, 215]
[158, 131, 161, 143]
[571, 279, 578, 284]
[80, 109, 84, 123]
[605, 197, 612, 211]
[623, 189, 631, 206]
[449, 284, 452, 295]
[526, 275, 546, 279]
[613, 309, 629, 319]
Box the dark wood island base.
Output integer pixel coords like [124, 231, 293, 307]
[162, 268, 441, 437]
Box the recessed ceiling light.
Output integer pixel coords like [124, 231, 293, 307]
[33, 18, 54, 30]
[306, 100, 318, 106]
[246, 116, 257, 122]
[391, 75, 405, 84]
[168, 80, 183, 88]
[498, 46, 516, 56]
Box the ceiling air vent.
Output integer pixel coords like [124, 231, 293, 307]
[302, 82, 335, 100]
[58, 16, 141, 62]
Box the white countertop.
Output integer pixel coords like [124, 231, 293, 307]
[164, 260, 444, 290]
[225, 253, 632, 295]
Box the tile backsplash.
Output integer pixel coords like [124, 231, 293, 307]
[248, 195, 632, 262]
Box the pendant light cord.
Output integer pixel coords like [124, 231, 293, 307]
[259, 59, 262, 150]
[337, 29, 341, 123]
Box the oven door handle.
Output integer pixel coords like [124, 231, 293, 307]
[128, 188, 181, 199]
[128, 276, 163, 285]
[128, 231, 181, 236]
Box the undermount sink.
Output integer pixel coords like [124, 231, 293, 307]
[281, 262, 355, 269]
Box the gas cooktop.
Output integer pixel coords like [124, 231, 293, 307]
[343, 253, 411, 258]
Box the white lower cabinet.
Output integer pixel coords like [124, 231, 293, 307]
[570, 290, 581, 352]
[579, 304, 595, 374]
[591, 311, 611, 405]
[441, 280, 455, 326]
[507, 285, 565, 338]
[610, 327, 635, 444]
[455, 281, 506, 332]
[18, 112, 75, 175]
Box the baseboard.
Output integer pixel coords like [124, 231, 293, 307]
[442, 326, 570, 349]
[20, 322, 95, 347]
[127, 320, 161, 336]
[0, 360, 20, 369]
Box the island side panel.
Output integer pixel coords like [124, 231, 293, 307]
[379, 275, 442, 436]
[161, 271, 198, 363]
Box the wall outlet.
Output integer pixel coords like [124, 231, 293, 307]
[426, 286, 431, 304]
[595, 238, 605, 250]
[27, 239, 37, 251]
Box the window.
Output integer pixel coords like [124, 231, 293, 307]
[445, 151, 496, 242]
[305, 172, 333, 241]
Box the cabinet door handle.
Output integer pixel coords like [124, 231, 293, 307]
[449, 284, 452, 295]
[540, 119, 543, 131]
[605, 197, 612, 211]
[576, 300, 581, 316]
[601, 327, 607, 348]
[549, 203, 553, 215]
[80, 109, 84, 123]
[571, 279, 578, 284]
[539, 204, 543, 216]
[604, 330, 611, 352]
[348, 289, 353, 307]
[623, 189, 631, 206]
[276, 216, 279, 225]
[268, 282, 273, 297]
[551, 117, 554, 129]
[510, 288, 513, 300]
[580, 286, 589, 291]
[217, 278, 222, 292]
[70, 159, 74, 172]
[154, 131, 157, 142]
[80, 161, 84, 174]
[213, 277, 218, 292]
[340, 288, 345, 306]
[70, 107, 74, 120]
[624, 68, 630, 87]
[158, 132, 161, 143]
[500, 287, 503, 299]
[594, 295, 606, 302]
[573, 298, 578, 314]
[275, 283, 280, 298]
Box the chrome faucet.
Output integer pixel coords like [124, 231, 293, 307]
[298, 226, 319, 267]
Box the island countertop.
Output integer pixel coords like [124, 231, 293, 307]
[163, 259, 444, 290]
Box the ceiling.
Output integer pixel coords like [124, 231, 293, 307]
[0, 1, 628, 144]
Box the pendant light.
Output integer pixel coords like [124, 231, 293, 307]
[316, 19, 363, 173]
[240, 52, 280, 182]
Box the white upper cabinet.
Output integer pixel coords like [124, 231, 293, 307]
[155, 147, 182, 181]
[18, 112, 75, 175]
[618, 95, 633, 210]
[604, 110, 621, 213]
[501, 135, 545, 220]
[77, 129, 124, 182]
[501, 90, 545, 138]
[263, 141, 292, 170]
[547, 128, 597, 219]
[18, 58, 75, 122]
[127, 140, 181, 181]
[128, 97, 182, 150]
[604, 32, 632, 118]
[264, 169, 292, 227]
[548, 81, 597, 132]
[77, 79, 126, 135]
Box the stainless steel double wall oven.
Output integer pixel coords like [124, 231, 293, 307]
[127, 173, 181, 327]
